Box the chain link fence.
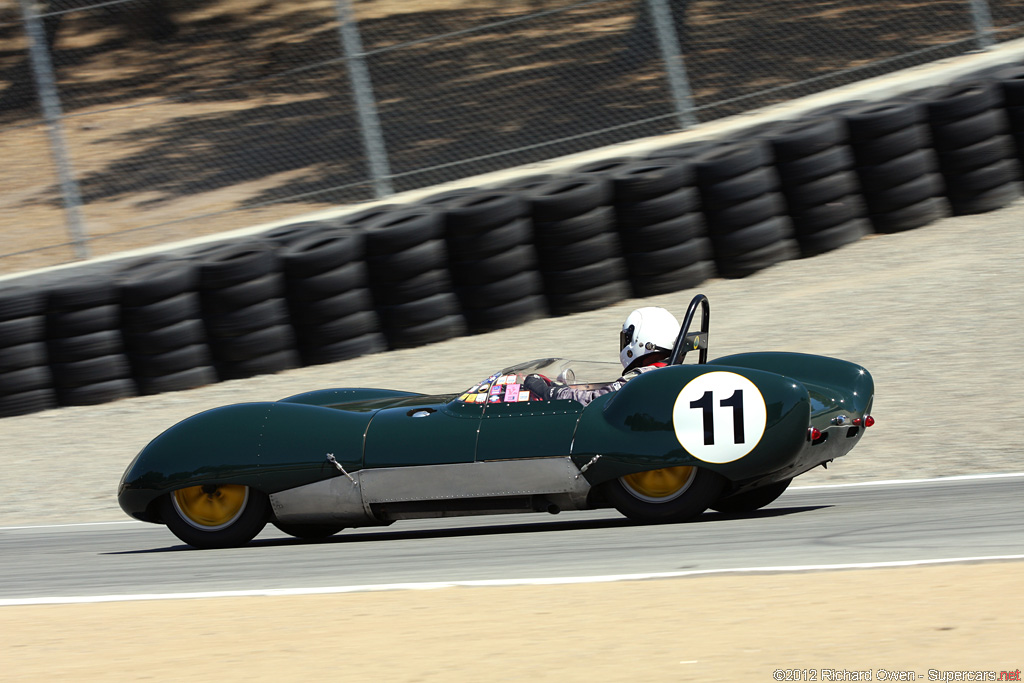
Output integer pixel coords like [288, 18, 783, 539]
[2, 0, 1023, 273]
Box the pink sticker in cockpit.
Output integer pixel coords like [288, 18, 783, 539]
[504, 383, 520, 402]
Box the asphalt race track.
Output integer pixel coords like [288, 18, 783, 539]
[2, 475, 1020, 604]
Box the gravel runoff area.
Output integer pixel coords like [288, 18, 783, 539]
[1, 196, 1023, 527]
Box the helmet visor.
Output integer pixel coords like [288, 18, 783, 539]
[620, 324, 634, 351]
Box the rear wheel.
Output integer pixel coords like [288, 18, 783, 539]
[272, 522, 346, 539]
[604, 466, 726, 523]
[160, 484, 269, 549]
[711, 478, 792, 514]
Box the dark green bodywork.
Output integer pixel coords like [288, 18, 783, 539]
[118, 352, 873, 522]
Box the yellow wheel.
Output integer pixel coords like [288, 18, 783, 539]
[620, 466, 696, 503]
[160, 484, 269, 549]
[172, 484, 249, 531]
[605, 466, 726, 523]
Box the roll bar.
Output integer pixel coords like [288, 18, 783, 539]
[668, 294, 709, 365]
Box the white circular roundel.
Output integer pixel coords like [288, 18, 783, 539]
[672, 371, 767, 463]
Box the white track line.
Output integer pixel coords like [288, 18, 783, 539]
[2, 472, 1022, 532]
[2, 555, 1023, 606]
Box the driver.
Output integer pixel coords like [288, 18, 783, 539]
[523, 306, 680, 406]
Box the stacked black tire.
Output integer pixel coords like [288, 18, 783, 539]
[840, 101, 949, 232]
[432, 190, 546, 333]
[361, 206, 466, 348]
[194, 242, 300, 380]
[993, 66, 1024, 166]
[763, 117, 871, 256]
[44, 273, 136, 406]
[605, 158, 714, 296]
[281, 230, 386, 364]
[0, 286, 56, 417]
[117, 259, 216, 395]
[918, 81, 1021, 215]
[692, 142, 798, 277]
[525, 175, 629, 315]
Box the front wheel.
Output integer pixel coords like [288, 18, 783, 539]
[604, 466, 726, 523]
[159, 484, 269, 549]
[710, 478, 792, 514]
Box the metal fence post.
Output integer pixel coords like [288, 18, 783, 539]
[967, 0, 995, 49]
[334, 0, 394, 198]
[647, 0, 697, 130]
[19, 0, 89, 259]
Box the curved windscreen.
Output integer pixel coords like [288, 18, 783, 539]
[454, 358, 622, 404]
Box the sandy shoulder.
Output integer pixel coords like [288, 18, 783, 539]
[3, 562, 1021, 681]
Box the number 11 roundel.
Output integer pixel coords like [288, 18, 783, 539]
[672, 371, 767, 463]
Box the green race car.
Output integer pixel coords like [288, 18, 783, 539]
[118, 295, 874, 548]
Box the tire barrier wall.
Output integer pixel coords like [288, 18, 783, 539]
[2, 69, 1024, 418]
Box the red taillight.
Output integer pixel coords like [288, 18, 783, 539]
[808, 427, 821, 441]
[864, 415, 875, 427]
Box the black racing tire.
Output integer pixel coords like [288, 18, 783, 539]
[46, 274, 118, 311]
[796, 219, 871, 257]
[120, 293, 202, 334]
[697, 167, 777, 210]
[137, 319, 207, 354]
[624, 237, 713, 277]
[117, 260, 196, 307]
[216, 349, 300, 381]
[286, 261, 369, 302]
[766, 117, 844, 163]
[843, 101, 924, 141]
[710, 216, 792, 259]
[203, 298, 291, 338]
[603, 466, 727, 523]
[159, 485, 270, 549]
[461, 245, 539, 282]
[864, 173, 944, 214]
[371, 270, 454, 306]
[442, 191, 528, 234]
[361, 207, 444, 258]
[711, 478, 793, 514]
[948, 181, 1021, 216]
[0, 287, 44, 321]
[462, 295, 547, 333]
[47, 304, 119, 337]
[855, 149, 936, 194]
[0, 387, 58, 417]
[775, 145, 854, 186]
[136, 366, 218, 395]
[693, 141, 770, 183]
[0, 316, 45, 347]
[541, 258, 628, 295]
[703, 192, 785, 232]
[0, 366, 53, 395]
[610, 158, 695, 201]
[789, 195, 866, 235]
[446, 218, 532, 261]
[546, 280, 630, 316]
[532, 206, 616, 248]
[196, 242, 277, 289]
[288, 288, 374, 326]
[526, 175, 612, 223]
[629, 260, 715, 298]
[366, 239, 449, 282]
[0, 341, 47, 372]
[925, 82, 999, 123]
[781, 171, 860, 212]
[47, 329, 124, 363]
[849, 124, 930, 166]
[281, 231, 363, 277]
[456, 271, 544, 309]
[378, 292, 462, 327]
[623, 212, 707, 251]
[383, 314, 467, 349]
[716, 239, 799, 278]
[272, 522, 346, 539]
[615, 185, 701, 229]
[537, 231, 619, 271]
[55, 377, 136, 406]
[201, 274, 284, 314]
[869, 196, 950, 233]
[937, 135, 1016, 173]
[50, 354, 131, 388]
[944, 158, 1020, 197]
[297, 310, 381, 347]
[210, 324, 295, 363]
[129, 343, 213, 377]
[928, 109, 1006, 152]
[299, 332, 389, 365]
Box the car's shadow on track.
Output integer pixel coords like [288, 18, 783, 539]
[107, 504, 830, 554]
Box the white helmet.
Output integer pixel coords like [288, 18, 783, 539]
[619, 307, 680, 369]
